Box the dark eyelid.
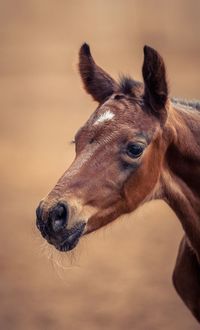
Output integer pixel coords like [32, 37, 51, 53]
[135, 132, 150, 144]
[134, 140, 147, 146]
[128, 138, 147, 148]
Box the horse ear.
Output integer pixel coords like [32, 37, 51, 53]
[142, 45, 168, 122]
[79, 43, 119, 103]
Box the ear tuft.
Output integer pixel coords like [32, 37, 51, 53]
[142, 45, 168, 122]
[80, 43, 91, 56]
[143, 45, 156, 61]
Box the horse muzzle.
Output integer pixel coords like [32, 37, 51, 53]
[36, 201, 86, 252]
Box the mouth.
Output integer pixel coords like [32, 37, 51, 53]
[37, 220, 86, 252]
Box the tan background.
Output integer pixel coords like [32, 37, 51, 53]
[0, 1, 200, 329]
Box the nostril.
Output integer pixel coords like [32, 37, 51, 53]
[56, 204, 66, 219]
[51, 203, 68, 232]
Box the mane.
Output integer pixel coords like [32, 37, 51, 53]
[118, 76, 143, 96]
[171, 97, 200, 111]
[169, 96, 200, 157]
[118, 76, 200, 114]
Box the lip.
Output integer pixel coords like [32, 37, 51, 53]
[57, 223, 86, 251]
[37, 220, 86, 252]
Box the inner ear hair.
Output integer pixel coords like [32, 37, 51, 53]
[142, 45, 168, 117]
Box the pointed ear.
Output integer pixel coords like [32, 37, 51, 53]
[79, 43, 119, 103]
[142, 45, 168, 121]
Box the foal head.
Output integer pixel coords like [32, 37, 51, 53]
[36, 44, 170, 252]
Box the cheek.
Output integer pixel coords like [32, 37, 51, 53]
[123, 145, 162, 209]
[85, 199, 128, 234]
[86, 162, 132, 207]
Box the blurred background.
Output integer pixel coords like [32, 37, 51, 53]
[0, 0, 199, 329]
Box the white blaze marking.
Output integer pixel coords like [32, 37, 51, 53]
[94, 110, 115, 125]
[63, 144, 99, 180]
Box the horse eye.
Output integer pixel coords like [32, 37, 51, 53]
[126, 143, 144, 158]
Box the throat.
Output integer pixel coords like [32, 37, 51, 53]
[167, 144, 200, 197]
[161, 105, 200, 255]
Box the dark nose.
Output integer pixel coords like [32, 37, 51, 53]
[36, 202, 47, 237]
[50, 203, 68, 232]
[36, 202, 43, 222]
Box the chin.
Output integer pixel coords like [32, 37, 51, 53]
[37, 219, 86, 252]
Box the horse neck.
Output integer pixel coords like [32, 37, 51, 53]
[160, 102, 200, 255]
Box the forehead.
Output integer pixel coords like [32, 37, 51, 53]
[75, 94, 159, 145]
[88, 94, 157, 132]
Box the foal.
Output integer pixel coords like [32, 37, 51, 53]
[36, 44, 200, 321]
